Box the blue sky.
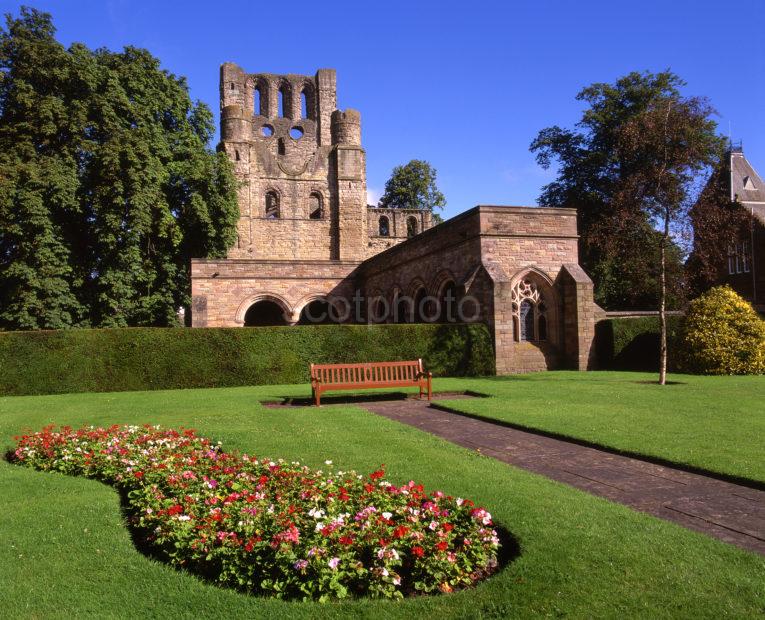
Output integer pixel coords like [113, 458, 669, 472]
[3, 0, 763, 220]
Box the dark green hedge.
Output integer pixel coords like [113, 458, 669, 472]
[0, 324, 495, 396]
[596, 316, 683, 371]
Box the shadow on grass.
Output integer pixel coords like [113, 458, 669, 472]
[262, 390, 490, 408]
[634, 380, 687, 386]
[429, 403, 765, 492]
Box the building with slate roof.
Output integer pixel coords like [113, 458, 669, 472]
[691, 145, 765, 310]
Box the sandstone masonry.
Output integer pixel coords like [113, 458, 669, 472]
[190, 65, 603, 373]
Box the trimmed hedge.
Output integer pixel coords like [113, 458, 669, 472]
[0, 324, 495, 396]
[596, 316, 683, 371]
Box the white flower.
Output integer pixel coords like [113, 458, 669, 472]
[382, 512, 392, 520]
[325, 460, 333, 465]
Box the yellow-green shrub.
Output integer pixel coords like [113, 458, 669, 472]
[680, 286, 765, 375]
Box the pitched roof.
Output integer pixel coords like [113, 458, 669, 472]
[730, 150, 765, 204]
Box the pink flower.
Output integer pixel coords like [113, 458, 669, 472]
[328, 557, 340, 570]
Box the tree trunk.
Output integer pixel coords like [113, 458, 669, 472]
[659, 210, 669, 385]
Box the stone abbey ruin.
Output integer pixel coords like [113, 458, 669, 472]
[190, 64, 603, 373]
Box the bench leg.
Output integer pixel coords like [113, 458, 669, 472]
[315, 387, 321, 407]
[427, 374, 432, 401]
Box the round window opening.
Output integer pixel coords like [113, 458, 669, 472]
[290, 126, 304, 140]
[261, 125, 274, 138]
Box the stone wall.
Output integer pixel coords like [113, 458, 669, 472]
[191, 259, 360, 327]
[192, 63, 604, 374]
[219, 64, 368, 263]
[356, 206, 599, 373]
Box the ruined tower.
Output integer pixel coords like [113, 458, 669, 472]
[219, 63, 368, 261]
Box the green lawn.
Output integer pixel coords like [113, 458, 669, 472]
[1, 380, 763, 618]
[431, 371, 765, 485]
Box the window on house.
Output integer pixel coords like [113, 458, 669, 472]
[741, 240, 751, 273]
[728, 244, 736, 275]
[265, 191, 280, 219]
[379, 216, 390, 236]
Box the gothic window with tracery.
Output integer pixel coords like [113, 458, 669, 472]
[511, 278, 548, 342]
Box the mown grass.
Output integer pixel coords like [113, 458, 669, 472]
[431, 371, 765, 485]
[1, 380, 763, 618]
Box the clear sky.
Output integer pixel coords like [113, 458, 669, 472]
[3, 0, 763, 220]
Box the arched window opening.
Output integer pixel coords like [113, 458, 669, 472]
[234, 149, 240, 161]
[254, 87, 261, 115]
[379, 216, 390, 236]
[438, 280, 458, 323]
[309, 193, 323, 219]
[299, 300, 335, 325]
[277, 138, 286, 156]
[300, 90, 308, 118]
[511, 277, 550, 342]
[395, 296, 412, 323]
[520, 300, 534, 341]
[244, 300, 287, 326]
[265, 191, 280, 219]
[230, 82, 235, 91]
[414, 287, 430, 323]
[278, 84, 289, 118]
[406, 216, 418, 238]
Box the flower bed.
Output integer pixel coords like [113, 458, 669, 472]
[11, 425, 501, 601]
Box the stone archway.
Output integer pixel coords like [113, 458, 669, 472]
[236, 294, 292, 327]
[243, 300, 289, 326]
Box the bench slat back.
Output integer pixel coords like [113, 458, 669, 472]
[310, 360, 422, 386]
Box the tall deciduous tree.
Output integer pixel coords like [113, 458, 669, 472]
[617, 94, 723, 383]
[530, 72, 713, 311]
[531, 70, 723, 384]
[0, 7, 238, 330]
[379, 159, 446, 220]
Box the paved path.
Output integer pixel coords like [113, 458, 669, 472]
[359, 397, 765, 556]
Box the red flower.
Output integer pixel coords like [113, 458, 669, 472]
[393, 525, 409, 539]
[363, 483, 374, 493]
[134, 471, 144, 478]
[339, 535, 354, 545]
[442, 523, 454, 532]
[167, 504, 183, 516]
[370, 468, 385, 480]
[435, 541, 448, 552]
[411, 546, 424, 557]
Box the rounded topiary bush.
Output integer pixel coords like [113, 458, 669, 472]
[680, 286, 765, 375]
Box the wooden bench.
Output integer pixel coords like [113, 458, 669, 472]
[309, 359, 432, 406]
